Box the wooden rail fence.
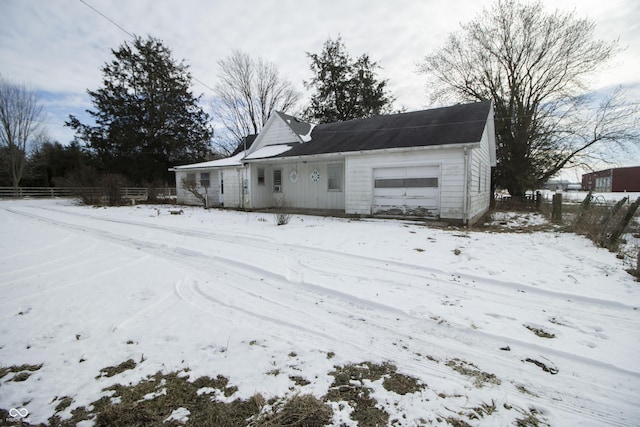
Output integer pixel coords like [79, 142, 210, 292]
[0, 187, 175, 200]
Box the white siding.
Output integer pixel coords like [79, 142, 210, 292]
[466, 124, 493, 224]
[250, 161, 345, 210]
[175, 169, 220, 206]
[220, 167, 252, 209]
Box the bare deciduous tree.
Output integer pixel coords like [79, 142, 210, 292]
[0, 75, 45, 189]
[213, 50, 300, 155]
[181, 176, 208, 208]
[418, 0, 638, 196]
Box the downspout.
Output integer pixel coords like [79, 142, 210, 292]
[463, 147, 469, 226]
[238, 168, 244, 209]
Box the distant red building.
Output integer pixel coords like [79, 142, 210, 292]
[582, 166, 640, 192]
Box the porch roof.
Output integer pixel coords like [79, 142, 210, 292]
[171, 151, 245, 170]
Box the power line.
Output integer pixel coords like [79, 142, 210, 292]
[78, 0, 216, 93]
[79, 0, 133, 38]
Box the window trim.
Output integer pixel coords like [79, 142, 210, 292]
[327, 162, 343, 192]
[200, 172, 210, 188]
[257, 167, 265, 186]
[273, 168, 283, 193]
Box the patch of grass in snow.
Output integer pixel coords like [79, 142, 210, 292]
[45, 370, 333, 427]
[23, 359, 556, 427]
[324, 362, 426, 425]
[444, 416, 473, 426]
[442, 398, 550, 426]
[0, 363, 42, 382]
[473, 210, 557, 233]
[515, 384, 538, 397]
[524, 324, 556, 339]
[95, 358, 137, 378]
[514, 407, 551, 427]
[289, 375, 311, 387]
[48, 371, 248, 426]
[445, 358, 501, 388]
[382, 371, 424, 395]
[53, 396, 73, 413]
[252, 394, 332, 427]
[430, 315, 449, 325]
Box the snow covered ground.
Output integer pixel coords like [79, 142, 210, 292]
[0, 198, 638, 426]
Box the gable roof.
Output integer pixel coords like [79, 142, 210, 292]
[253, 100, 492, 159]
[171, 101, 494, 171]
[275, 111, 314, 142]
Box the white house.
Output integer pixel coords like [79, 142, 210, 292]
[171, 100, 496, 225]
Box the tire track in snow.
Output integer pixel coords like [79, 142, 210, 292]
[26, 208, 630, 426]
[7, 204, 638, 373]
[2, 203, 637, 426]
[31, 203, 639, 312]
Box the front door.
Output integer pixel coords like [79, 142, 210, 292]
[219, 170, 224, 205]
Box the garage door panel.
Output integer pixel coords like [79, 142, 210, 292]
[373, 166, 440, 217]
[405, 187, 438, 197]
[373, 196, 406, 205]
[374, 187, 406, 196]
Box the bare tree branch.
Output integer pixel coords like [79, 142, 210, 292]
[417, 0, 633, 196]
[213, 51, 300, 155]
[0, 75, 45, 188]
[181, 176, 207, 207]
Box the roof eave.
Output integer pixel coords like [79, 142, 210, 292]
[244, 141, 482, 162]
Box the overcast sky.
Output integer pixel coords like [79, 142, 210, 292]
[1, 0, 639, 159]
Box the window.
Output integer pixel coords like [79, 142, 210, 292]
[327, 163, 343, 191]
[200, 172, 210, 188]
[185, 173, 196, 187]
[257, 168, 265, 185]
[273, 169, 282, 192]
[374, 177, 438, 188]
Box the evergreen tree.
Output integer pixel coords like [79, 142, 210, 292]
[25, 141, 94, 187]
[303, 36, 395, 123]
[67, 36, 213, 184]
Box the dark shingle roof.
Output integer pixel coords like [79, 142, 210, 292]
[275, 100, 491, 158]
[230, 134, 258, 156]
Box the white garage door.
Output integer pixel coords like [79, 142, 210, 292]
[373, 166, 440, 217]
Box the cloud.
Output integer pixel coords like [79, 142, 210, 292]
[1, 0, 638, 147]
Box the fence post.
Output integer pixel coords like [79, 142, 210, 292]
[535, 191, 542, 210]
[607, 197, 640, 247]
[552, 193, 563, 222]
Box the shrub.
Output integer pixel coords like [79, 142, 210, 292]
[273, 198, 292, 226]
[99, 174, 129, 206]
